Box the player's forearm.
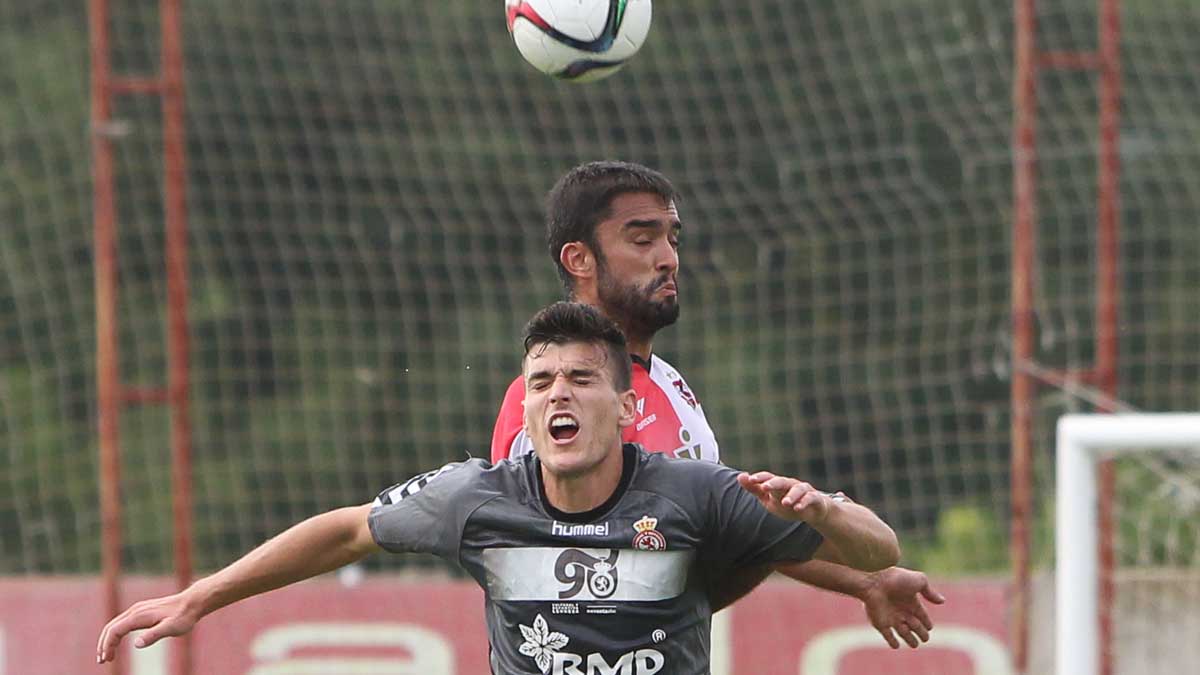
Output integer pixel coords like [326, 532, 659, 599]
[187, 504, 377, 618]
[811, 501, 899, 571]
[773, 559, 876, 598]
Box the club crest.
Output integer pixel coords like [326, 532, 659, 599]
[632, 515, 667, 551]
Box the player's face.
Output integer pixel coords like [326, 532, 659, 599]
[593, 192, 681, 337]
[522, 341, 636, 478]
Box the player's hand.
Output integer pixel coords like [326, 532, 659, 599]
[737, 471, 832, 524]
[858, 567, 946, 649]
[96, 591, 200, 663]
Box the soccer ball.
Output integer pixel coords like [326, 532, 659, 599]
[506, 0, 653, 83]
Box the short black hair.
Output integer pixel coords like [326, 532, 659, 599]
[523, 301, 632, 391]
[545, 160, 680, 296]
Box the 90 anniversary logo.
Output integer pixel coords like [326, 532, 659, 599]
[555, 549, 619, 599]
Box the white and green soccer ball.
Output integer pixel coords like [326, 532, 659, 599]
[506, 0, 653, 82]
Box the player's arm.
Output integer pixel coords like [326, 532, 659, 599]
[737, 471, 900, 571]
[772, 561, 945, 649]
[707, 559, 945, 649]
[97, 504, 378, 663]
[807, 498, 900, 571]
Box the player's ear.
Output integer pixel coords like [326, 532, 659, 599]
[617, 387, 637, 429]
[560, 241, 595, 282]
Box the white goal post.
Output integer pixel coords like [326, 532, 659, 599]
[1056, 413, 1200, 675]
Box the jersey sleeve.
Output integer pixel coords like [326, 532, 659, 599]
[703, 465, 825, 568]
[367, 459, 486, 560]
[490, 376, 526, 463]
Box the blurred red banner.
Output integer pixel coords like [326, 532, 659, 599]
[0, 576, 1008, 674]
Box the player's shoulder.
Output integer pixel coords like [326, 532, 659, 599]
[642, 354, 701, 394]
[499, 375, 524, 405]
[648, 353, 682, 372]
[374, 456, 508, 507]
[646, 353, 693, 379]
[627, 446, 738, 531]
[468, 453, 538, 486]
[503, 374, 523, 394]
[633, 444, 736, 491]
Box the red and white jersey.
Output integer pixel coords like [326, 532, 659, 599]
[490, 354, 721, 464]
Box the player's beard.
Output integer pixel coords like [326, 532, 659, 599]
[595, 263, 680, 341]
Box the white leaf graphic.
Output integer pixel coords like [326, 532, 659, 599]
[517, 612, 570, 674]
[545, 632, 570, 651]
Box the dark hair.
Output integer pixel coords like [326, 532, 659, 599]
[545, 160, 680, 296]
[523, 301, 632, 391]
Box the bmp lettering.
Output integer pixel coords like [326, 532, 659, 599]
[551, 649, 665, 675]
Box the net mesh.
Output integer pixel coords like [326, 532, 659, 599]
[1109, 450, 1200, 674]
[2, 1, 1200, 659]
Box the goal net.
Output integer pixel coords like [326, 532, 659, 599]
[1056, 414, 1200, 675]
[2, 0, 1200, 610]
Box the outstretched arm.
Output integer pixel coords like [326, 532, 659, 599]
[774, 561, 945, 648]
[97, 504, 378, 663]
[737, 471, 900, 571]
[707, 560, 945, 650]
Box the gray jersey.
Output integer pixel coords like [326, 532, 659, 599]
[369, 444, 823, 675]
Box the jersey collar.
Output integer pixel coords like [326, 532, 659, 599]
[536, 443, 640, 524]
[629, 353, 653, 371]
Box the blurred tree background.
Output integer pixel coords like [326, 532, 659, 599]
[1, 0, 1198, 575]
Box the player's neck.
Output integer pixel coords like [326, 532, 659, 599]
[608, 319, 654, 361]
[569, 291, 653, 361]
[624, 336, 652, 362]
[540, 443, 627, 515]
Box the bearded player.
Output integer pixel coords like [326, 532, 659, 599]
[492, 161, 944, 649]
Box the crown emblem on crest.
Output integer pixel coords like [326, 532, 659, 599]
[631, 515, 666, 551]
[633, 515, 658, 533]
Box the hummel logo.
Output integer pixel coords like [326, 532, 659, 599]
[636, 397, 646, 416]
[552, 521, 609, 537]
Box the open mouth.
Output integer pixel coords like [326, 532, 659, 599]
[549, 413, 580, 443]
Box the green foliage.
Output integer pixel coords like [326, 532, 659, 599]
[1115, 457, 1200, 567]
[905, 501, 1056, 576]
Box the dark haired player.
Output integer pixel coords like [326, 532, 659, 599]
[98, 302, 900, 674]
